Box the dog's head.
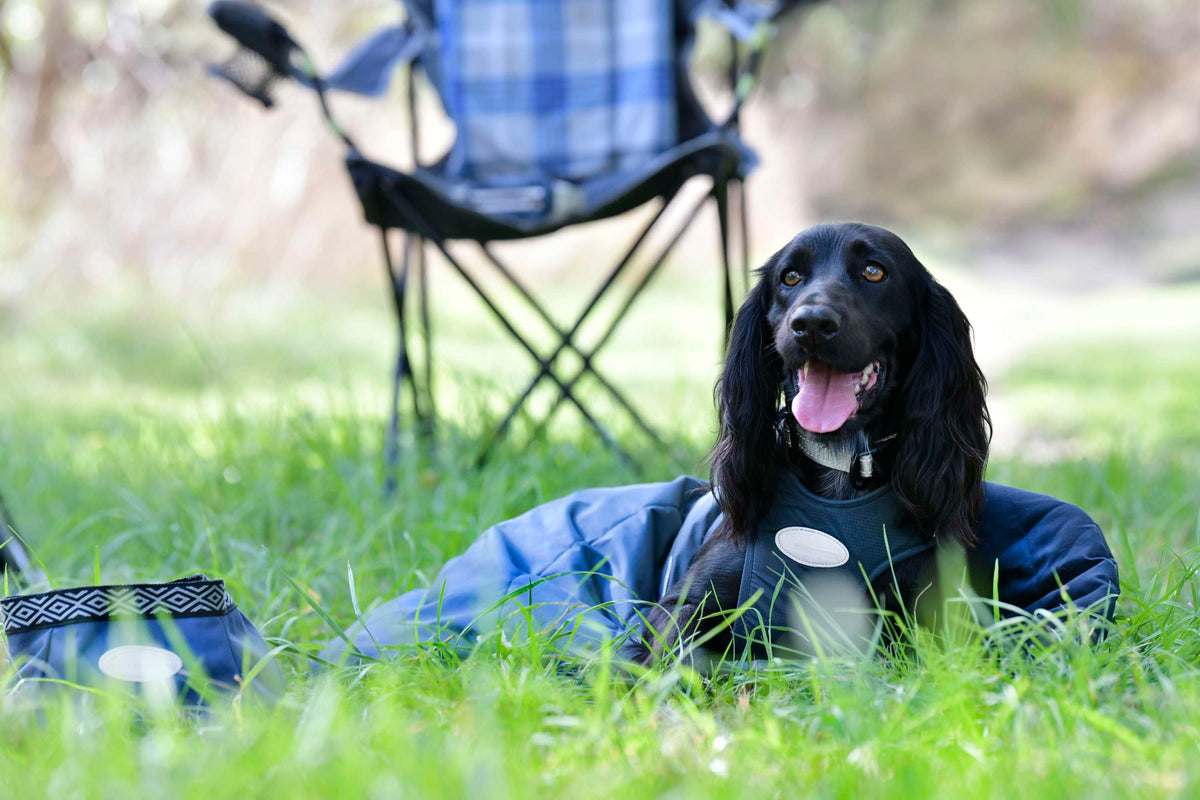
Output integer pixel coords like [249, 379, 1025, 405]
[713, 222, 991, 545]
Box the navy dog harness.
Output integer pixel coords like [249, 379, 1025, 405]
[735, 472, 934, 654]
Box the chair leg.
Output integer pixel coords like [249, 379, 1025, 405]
[401, 236, 427, 425]
[415, 233, 436, 440]
[736, 177, 752, 296]
[381, 229, 420, 494]
[715, 179, 735, 334]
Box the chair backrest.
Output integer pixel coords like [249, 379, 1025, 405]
[431, 0, 679, 185]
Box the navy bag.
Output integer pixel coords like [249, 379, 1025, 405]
[1, 574, 285, 705]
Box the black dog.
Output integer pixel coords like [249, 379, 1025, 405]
[631, 222, 991, 663]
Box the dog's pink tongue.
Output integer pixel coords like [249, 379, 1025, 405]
[791, 361, 860, 434]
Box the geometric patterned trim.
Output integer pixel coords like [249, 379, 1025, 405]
[0, 574, 235, 636]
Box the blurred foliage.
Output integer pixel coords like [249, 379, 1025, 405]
[0, 0, 399, 304]
[763, 0, 1200, 226]
[2, 0, 1200, 307]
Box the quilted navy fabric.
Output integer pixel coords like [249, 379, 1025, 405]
[328, 478, 1120, 661]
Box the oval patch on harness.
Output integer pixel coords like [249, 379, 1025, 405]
[98, 645, 183, 683]
[775, 527, 850, 568]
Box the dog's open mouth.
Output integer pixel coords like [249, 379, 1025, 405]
[791, 359, 882, 434]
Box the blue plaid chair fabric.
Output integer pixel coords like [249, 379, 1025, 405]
[275, 0, 779, 232]
[434, 0, 678, 185]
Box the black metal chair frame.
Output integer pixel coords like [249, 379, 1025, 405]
[379, 147, 748, 475]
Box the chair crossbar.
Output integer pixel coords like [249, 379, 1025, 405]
[476, 240, 668, 438]
[379, 186, 643, 469]
[475, 199, 672, 460]
[476, 189, 711, 465]
[516, 189, 713, 449]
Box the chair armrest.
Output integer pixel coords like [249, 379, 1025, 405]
[207, 1, 302, 108]
[320, 23, 428, 98]
[208, 2, 425, 103]
[695, 0, 782, 43]
[209, 1, 298, 74]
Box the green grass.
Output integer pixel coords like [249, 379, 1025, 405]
[1002, 337, 1200, 451]
[3, 281, 1200, 799]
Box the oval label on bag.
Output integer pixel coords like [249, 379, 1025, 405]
[98, 645, 184, 683]
[775, 527, 850, 568]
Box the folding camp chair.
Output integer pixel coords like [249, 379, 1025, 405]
[208, 0, 800, 480]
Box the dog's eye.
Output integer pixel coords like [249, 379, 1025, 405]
[781, 269, 802, 287]
[862, 263, 888, 283]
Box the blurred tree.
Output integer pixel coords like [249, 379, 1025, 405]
[0, 2, 13, 83]
[27, 0, 68, 181]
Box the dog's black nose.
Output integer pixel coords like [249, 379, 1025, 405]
[790, 306, 842, 341]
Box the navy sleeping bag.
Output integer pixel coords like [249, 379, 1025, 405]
[327, 478, 1119, 661]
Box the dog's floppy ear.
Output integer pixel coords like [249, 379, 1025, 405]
[711, 267, 783, 542]
[892, 276, 991, 546]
